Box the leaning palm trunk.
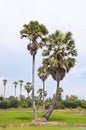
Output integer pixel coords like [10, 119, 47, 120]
[32, 54, 38, 119]
[43, 81, 59, 120]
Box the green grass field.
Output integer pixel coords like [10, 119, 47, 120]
[0, 126, 86, 130]
[0, 109, 86, 130]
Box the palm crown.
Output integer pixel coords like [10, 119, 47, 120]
[38, 66, 48, 81]
[42, 30, 77, 81]
[20, 21, 48, 55]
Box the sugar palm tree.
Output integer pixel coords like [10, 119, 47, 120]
[57, 87, 63, 101]
[2, 79, 7, 98]
[37, 88, 43, 100]
[38, 66, 48, 109]
[13, 81, 18, 98]
[25, 82, 32, 97]
[44, 90, 47, 97]
[19, 80, 24, 96]
[42, 30, 77, 120]
[20, 21, 48, 119]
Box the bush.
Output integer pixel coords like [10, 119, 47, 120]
[81, 100, 86, 108]
[20, 101, 27, 108]
[0, 96, 4, 100]
[0, 101, 9, 109]
[26, 99, 32, 107]
[55, 101, 65, 109]
[63, 100, 81, 108]
[44, 101, 51, 109]
[9, 99, 19, 108]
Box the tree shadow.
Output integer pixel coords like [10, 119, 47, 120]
[16, 117, 32, 122]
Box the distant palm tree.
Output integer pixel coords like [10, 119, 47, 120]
[2, 79, 7, 98]
[44, 90, 47, 98]
[20, 21, 48, 119]
[19, 80, 24, 96]
[25, 82, 32, 97]
[38, 66, 48, 109]
[13, 81, 18, 98]
[58, 87, 63, 101]
[42, 30, 77, 120]
[37, 88, 43, 100]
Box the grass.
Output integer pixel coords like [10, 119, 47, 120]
[49, 111, 86, 124]
[0, 111, 33, 127]
[0, 109, 86, 130]
[0, 126, 86, 130]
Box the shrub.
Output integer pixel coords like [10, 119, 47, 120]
[44, 101, 51, 109]
[81, 100, 86, 108]
[63, 100, 81, 108]
[0, 101, 9, 109]
[55, 101, 65, 109]
[9, 99, 19, 108]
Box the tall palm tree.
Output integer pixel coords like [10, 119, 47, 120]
[38, 66, 48, 109]
[2, 79, 7, 98]
[19, 80, 24, 96]
[25, 82, 32, 97]
[13, 81, 18, 98]
[20, 21, 48, 119]
[42, 30, 77, 120]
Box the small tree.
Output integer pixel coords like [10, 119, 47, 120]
[2, 79, 7, 98]
[38, 66, 48, 109]
[37, 88, 43, 100]
[25, 82, 32, 97]
[58, 87, 63, 101]
[19, 80, 24, 96]
[13, 81, 18, 98]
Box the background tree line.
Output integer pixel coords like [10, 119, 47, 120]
[0, 93, 86, 109]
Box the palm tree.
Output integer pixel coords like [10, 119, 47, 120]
[20, 21, 48, 119]
[37, 88, 43, 100]
[44, 90, 47, 98]
[2, 79, 7, 98]
[42, 30, 77, 120]
[13, 81, 18, 98]
[25, 82, 32, 97]
[19, 80, 24, 96]
[38, 66, 48, 109]
[57, 87, 63, 101]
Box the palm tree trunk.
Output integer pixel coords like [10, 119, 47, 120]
[43, 81, 45, 110]
[42, 81, 59, 120]
[20, 86, 22, 96]
[32, 54, 38, 119]
[15, 87, 16, 98]
[4, 85, 6, 98]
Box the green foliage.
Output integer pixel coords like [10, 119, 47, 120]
[0, 100, 9, 109]
[63, 100, 81, 108]
[81, 100, 86, 108]
[0, 96, 3, 100]
[44, 101, 51, 109]
[9, 98, 19, 108]
[55, 101, 65, 109]
[20, 21, 48, 40]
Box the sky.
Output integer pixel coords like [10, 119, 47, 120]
[0, 0, 86, 99]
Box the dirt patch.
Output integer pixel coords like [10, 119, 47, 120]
[30, 118, 70, 126]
